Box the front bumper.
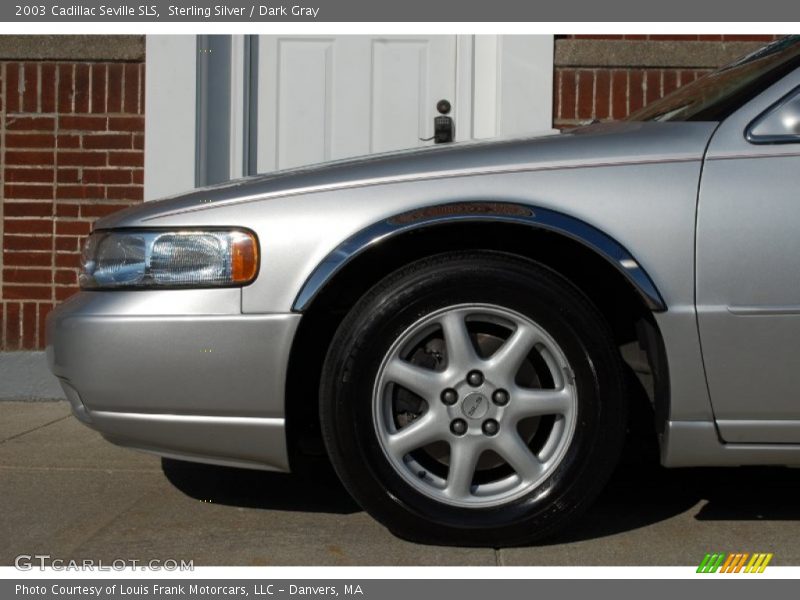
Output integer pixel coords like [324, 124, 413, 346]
[46, 289, 301, 472]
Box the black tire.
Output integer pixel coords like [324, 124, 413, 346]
[319, 251, 627, 546]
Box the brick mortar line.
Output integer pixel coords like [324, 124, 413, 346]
[104, 63, 109, 114]
[557, 71, 563, 122]
[4, 201, 138, 205]
[0, 60, 143, 66]
[87, 60, 93, 114]
[3, 110, 145, 116]
[13, 64, 21, 113]
[2, 62, 7, 349]
[572, 70, 578, 124]
[36, 62, 42, 114]
[625, 71, 631, 119]
[4, 131, 144, 135]
[51, 64, 58, 309]
[3, 166, 142, 171]
[138, 62, 143, 115]
[5, 215, 124, 219]
[6, 146, 142, 151]
[68, 63, 75, 114]
[120, 62, 127, 114]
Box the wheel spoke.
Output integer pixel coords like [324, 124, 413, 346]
[493, 432, 544, 483]
[439, 311, 478, 372]
[373, 303, 579, 508]
[508, 387, 573, 421]
[444, 440, 481, 500]
[487, 324, 540, 383]
[385, 411, 443, 458]
[384, 357, 444, 401]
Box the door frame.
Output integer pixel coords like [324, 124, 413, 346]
[144, 34, 554, 201]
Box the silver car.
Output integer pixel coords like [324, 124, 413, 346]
[48, 36, 800, 546]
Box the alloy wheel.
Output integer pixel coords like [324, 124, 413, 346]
[372, 304, 578, 508]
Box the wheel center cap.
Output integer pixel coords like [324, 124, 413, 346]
[461, 392, 489, 420]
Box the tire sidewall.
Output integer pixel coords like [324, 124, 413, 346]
[321, 253, 626, 544]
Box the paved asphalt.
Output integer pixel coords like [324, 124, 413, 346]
[2, 401, 800, 567]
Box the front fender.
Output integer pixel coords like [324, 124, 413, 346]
[291, 201, 666, 313]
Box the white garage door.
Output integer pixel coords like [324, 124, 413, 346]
[256, 35, 458, 172]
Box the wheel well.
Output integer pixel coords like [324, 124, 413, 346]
[285, 221, 669, 470]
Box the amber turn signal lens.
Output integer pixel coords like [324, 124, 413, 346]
[230, 231, 259, 284]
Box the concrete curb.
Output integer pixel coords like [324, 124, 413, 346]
[0, 352, 65, 401]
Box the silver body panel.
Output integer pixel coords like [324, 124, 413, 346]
[98, 122, 713, 317]
[47, 72, 800, 468]
[47, 290, 298, 471]
[697, 67, 800, 444]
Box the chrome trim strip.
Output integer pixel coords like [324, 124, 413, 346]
[707, 150, 800, 161]
[728, 305, 800, 316]
[292, 201, 667, 313]
[91, 411, 285, 426]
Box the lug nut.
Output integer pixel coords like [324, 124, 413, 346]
[466, 370, 484, 387]
[450, 419, 468, 436]
[440, 388, 458, 406]
[492, 389, 509, 406]
[482, 419, 499, 436]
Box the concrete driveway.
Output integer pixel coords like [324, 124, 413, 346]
[2, 401, 800, 566]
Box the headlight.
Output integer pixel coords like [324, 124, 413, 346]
[79, 229, 259, 289]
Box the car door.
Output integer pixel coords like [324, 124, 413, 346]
[697, 67, 800, 443]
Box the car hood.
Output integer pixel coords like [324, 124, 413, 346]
[97, 120, 718, 228]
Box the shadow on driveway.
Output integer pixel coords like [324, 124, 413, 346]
[163, 453, 800, 547]
[162, 458, 361, 515]
[546, 463, 800, 545]
[161, 373, 800, 547]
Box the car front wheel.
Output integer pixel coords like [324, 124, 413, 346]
[319, 251, 627, 546]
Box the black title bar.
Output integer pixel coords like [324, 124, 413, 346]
[3, 0, 800, 22]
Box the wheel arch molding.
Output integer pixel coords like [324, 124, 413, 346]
[291, 200, 666, 313]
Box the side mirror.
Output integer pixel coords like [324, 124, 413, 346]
[747, 87, 800, 144]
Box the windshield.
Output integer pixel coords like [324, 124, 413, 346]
[626, 35, 800, 122]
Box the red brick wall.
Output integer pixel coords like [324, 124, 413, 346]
[1, 61, 144, 350]
[553, 35, 781, 128]
[554, 66, 713, 125]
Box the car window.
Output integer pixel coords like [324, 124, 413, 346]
[626, 35, 800, 122]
